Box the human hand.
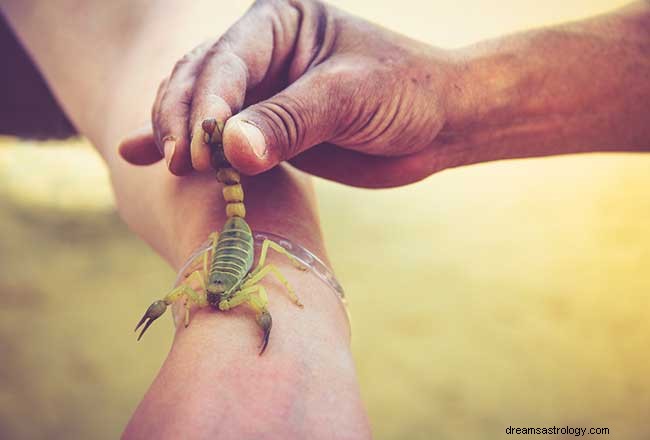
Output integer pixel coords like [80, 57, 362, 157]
[119, 0, 466, 188]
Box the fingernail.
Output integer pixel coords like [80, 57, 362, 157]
[191, 125, 212, 171]
[236, 120, 266, 158]
[163, 137, 176, 168]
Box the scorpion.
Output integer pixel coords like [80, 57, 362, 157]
[135, 118, 305, 354]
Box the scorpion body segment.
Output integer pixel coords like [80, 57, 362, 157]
[135, 118, 305, 354]
[206, 216, 254, 305]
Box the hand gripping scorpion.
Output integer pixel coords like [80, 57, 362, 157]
[135, 119, 305, 354]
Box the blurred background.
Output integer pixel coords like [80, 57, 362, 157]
[1, 0, 648, 438]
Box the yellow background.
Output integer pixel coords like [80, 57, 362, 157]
[1, 0, 648, 438]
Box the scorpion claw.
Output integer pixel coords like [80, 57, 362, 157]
[257, 311, 272, 355]
[259, 332, 270, 356]
[135, 300, 168, 341]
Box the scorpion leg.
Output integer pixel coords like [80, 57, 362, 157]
[218, 284, 273, 354]
[180, 271, 209, 327]
[256, 239, 307, 271]
[248, 287, 273, 355]
[182, 232, 219, 278]
[135, 271, 208, 340]
[207, 231, 220, 256]
[217, 285, 258, 311]
[243, 264, 303, 307]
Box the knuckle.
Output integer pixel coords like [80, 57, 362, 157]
[320, 61, 361, 89]
[189, 94, 232, 132]
[204, 40, 224, 59]
[156, 90, 192, 139]
[252, 0, 273, 8]
[161, 82, 193, 115]
[170, 45, 205, 77]
[253, 0, 306, 18]
[253, 0, 284, 10]
[255, 95, 308, 158]
[172, 54, 193, 74]
[156, 76, 170, 97]
[247, 0, 278, 23]
[189, 40, 212, 57]
[175, 49, 199, 68]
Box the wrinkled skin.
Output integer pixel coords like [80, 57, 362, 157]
[119, 0, 461, 186]
[120, 0, 650, 189]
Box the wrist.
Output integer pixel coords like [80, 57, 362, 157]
[155, 166, 328, 272]
[435, 4, 650, 167]
[435, 35, 553, 167]
[440, 44, 521, 148]
[170, 229, 349, 333]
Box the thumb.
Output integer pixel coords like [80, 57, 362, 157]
[223, 70, 340, 175]
[118, 125, 163, 166]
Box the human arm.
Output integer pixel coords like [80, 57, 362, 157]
[0, 1, 370, 438]
[120, 0, 650, 188]
[0, 13, 76, 139]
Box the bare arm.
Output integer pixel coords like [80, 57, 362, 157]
[439, 1, 650, 171]
[121, 0, 650, 188]
[1, 0, 224, 263]
[0, 1, 370, 438]
[0, 12, 76, 139]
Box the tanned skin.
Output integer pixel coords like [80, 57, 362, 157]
[120, 1, 650, 188]
[2, 1, 648, 438]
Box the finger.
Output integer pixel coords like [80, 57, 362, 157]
[151, 76, 169, 156]
[223, 68, 339, 175]
[289, 143, 440, 188]
[154, 42, 212, 175]
[118, 125, 162, 165]
[188, 49, 248, 171]
[190, 1, 324, 170]
[187, 13, 276, 171]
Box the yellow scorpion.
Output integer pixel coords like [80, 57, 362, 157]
[135, 118, 304, 354]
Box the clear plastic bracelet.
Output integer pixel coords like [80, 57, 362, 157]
[174, 231, 350, 327]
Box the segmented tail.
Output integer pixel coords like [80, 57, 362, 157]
[201, 119, 245, 219]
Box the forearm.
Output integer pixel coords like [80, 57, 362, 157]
[125, 253, 367, 439]
[0, 0, 224, 149]
[442, 1, 650, 169]
[118, 165, 370, 439]
[1, 1, 370, 437]
[0, 0, 246, 264]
